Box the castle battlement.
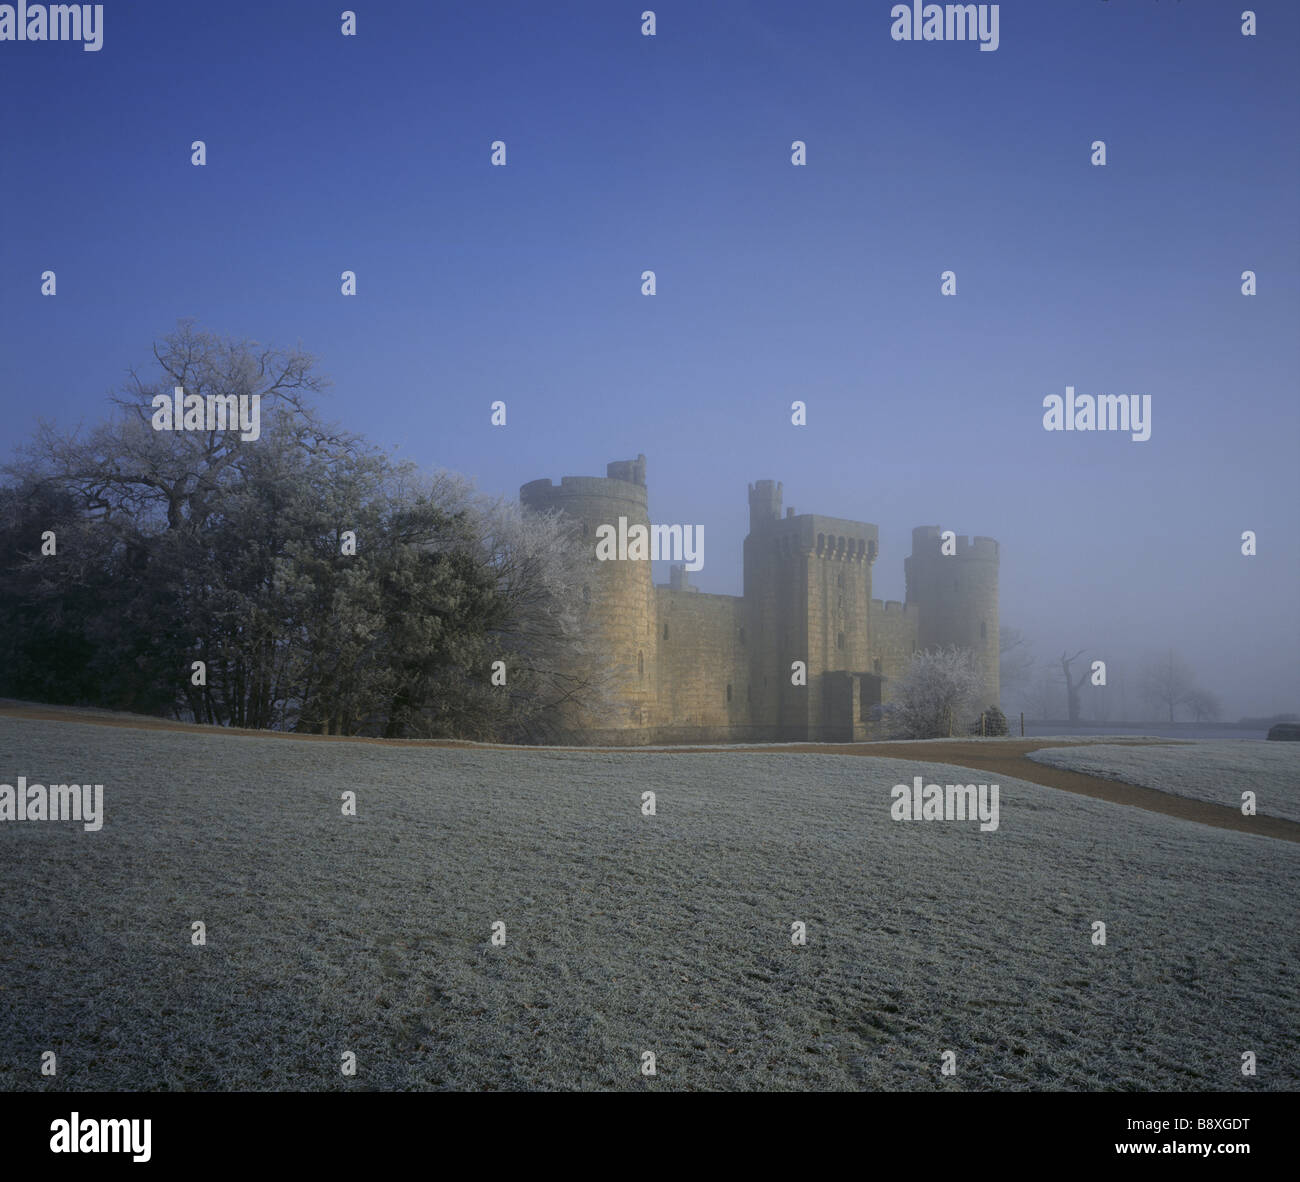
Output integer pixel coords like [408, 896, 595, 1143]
[522, 455, 999, 744]
[909, 525, 1000, 562]
[521, 472, 649, 509]
[754, 514, 880, 563]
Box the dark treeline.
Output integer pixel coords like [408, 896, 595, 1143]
[0, 322, 607, 741]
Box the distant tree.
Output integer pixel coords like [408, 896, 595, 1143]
[886, 645, 984, 739]
[1084, 657, 1118, 723]
[1024, 667, 1064, 721]
[1184, 687, 1223, 724]
[1059, 649, 1090, 724]
[1138, 649, 1199, 723]
[998, 627, 1035, 710]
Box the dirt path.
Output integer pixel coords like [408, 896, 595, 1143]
[2, 702, 1295, 844]
[658, 740, 1300, 844]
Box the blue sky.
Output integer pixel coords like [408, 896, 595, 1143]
[1, 1, 1297, 714]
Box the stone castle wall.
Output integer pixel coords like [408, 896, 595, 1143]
[653, 587, 750, 741]
[521, 455, 999, 744]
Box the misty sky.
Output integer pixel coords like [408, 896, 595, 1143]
[1, 1, 1296, 716]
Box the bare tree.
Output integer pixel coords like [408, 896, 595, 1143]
[1184, 687, 1223, 723]
[1059, 649, 1090, 724]
[1137, 649, 1199, 723]
[1086, 678, 1113, 723]
[1023, 667, 1064, 721]
[13, 319, 336, 539]
[999, 626, 1035, 710]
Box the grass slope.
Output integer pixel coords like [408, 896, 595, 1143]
[1027, 742, 1300, 824]
[1, 718, 1296, 1091]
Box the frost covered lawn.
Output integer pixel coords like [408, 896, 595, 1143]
[1, 718, 1295, 1091]
[1027, 742, 1300, 824]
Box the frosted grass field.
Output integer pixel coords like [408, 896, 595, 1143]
[1027, 742, 1300, 824]
[0, 718, 1296, 1091]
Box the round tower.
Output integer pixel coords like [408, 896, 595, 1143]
[520, 454, 658, 737]
[904, 525, 1000, 709]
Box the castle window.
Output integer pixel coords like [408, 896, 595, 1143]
[981, 621, 987, 639]
[663, 623, 669, 641]
[739, 627, 746, 645]
[837, 632, 845, 651]
[638, 651, 644, 678]
[873, 658, 882, 676]
[726, 683, 733, 703]
[817, 533, 825, 554]
[838, 573, 845, 588]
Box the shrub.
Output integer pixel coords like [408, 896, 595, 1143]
[968, 705, 1009, 736]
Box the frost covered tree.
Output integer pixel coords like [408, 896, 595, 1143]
[471, 495, 616, 742]
[885, 645, 984, 739]
[19, 318, 331, 537]
[0, 322, 602, 741]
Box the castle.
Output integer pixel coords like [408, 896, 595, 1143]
[521, 455, 999, 744]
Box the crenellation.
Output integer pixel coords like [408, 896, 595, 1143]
[523, 456, 998, 743]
